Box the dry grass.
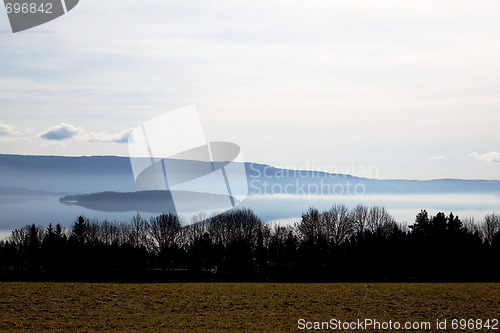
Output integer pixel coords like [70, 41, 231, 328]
[0, 283, 499, 332]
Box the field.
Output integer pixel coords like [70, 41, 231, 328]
[0, 283, 499, 332]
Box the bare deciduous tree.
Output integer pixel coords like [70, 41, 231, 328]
[481, 213, 500, 245]
[322, 204, 353, 246]
[352, 204, 369, 234]
[367, 206, 396, 236]
[150, 213, 181, 253]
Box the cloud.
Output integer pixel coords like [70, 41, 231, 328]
[40, 123, 79, 141]
[38, 123, 131, 143]
[468, 152, 500, 163]
[0, 122, 23, 136]
[429, 155, 445, 160]
[83, 129, 133, 144]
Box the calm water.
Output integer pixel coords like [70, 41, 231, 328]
[1, 194, 499, 237]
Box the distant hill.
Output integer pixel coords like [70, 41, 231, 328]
[0, 154, 137, 193]
[1, 154, 500, 196]
[245, 162, 500, 195]
[0, 186, 62, 196]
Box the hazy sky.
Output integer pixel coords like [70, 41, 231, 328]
[0, 0, 499, 180]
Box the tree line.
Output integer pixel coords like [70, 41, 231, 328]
[1, 205, 499, 282]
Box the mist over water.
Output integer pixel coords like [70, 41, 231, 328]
[1, 193, 498, 237]
[244, 194, 500, 224]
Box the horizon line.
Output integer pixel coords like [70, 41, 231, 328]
[1, 153, 499, 182]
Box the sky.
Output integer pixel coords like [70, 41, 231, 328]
[0, 0, 499, 180]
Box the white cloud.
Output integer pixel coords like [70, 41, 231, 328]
[40, 123, 79, 141]
[83, 129, 133, 143]
[0, 122, 23, 136]
[469, 152, 500, 163]
[37, 123, 132, 143]
[429, 155, 445, 160]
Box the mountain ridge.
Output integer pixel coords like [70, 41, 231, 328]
[1, 154, 499, 195]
